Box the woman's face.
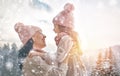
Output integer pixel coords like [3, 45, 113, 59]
[53, 24, 60, 33]
[32, 31, 46, 48]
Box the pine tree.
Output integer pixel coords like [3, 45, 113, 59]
[91, 47, 119, 76]
[91, 51, 103, 76]
[0, 43, 21, 76]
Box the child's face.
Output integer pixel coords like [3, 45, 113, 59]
[32, 31, 46, 48]
[53, 24, 60, 33]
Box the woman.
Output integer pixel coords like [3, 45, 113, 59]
[14, 22, 52, 76]
[52, 3, 86, 76]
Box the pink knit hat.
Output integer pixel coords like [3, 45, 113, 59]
[14, 22, 42, 45]
[53, 3, 74, 28]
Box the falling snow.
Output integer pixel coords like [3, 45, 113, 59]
[0, 0, 120, 76]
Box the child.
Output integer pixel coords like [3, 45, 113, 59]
[52, 3, 86, 76]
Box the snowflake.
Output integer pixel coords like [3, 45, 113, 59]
[5, 61, 13, 71]
[51, 62, 54, 65]
[76, 64, 79, 68]
[59, 16, 65, 24]
[40, 70, 43, 73]
[29, 61, 32, 65]
[31, 69, 35, 73]
[0, 55, 3, 65]
[55, 17, 58, 20]
[0, 55, 3, 59]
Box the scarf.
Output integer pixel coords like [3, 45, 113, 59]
[55, 32, 68, 45]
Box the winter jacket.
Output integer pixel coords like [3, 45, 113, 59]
[56, 34, 86, 76]
[22, 51, 51, 76]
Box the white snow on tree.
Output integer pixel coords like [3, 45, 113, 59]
[90, 47, 119, 76]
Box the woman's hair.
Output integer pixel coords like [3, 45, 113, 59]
[18, 38, 34, 70]
[58, 25, 82, 55]
[18, 38, 33, 58]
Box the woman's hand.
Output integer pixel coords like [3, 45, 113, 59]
[28, 51, 42, 58]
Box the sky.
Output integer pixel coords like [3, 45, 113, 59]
[0, 0, 120, 53]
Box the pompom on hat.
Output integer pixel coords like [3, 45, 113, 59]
[14, 22, 42, 45]
[53, 3, 74, 29]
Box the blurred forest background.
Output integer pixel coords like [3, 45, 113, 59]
[0, 43, 120, 76]
[0, 0, 120, 76]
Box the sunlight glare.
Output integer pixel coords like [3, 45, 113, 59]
[75, 28, 88, 52]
